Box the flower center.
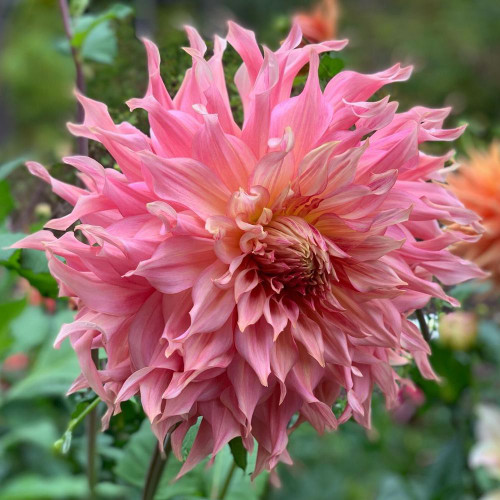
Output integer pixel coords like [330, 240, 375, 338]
[254, 215, 334, 296]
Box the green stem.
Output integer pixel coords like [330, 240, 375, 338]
[58, 0, 88, 156]
[141, 433, 173, 500]
[67, 396, 101, 433]
[416, 308, 431, 343]
[87, 350, 100, 500]
[219, 461, 237, 500]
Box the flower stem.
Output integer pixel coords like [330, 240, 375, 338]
[218, 461, 237, 500]
[416, 308, 431, 343]
[141, 433, 173, 500]
[86, 350, 100, 500]
[58, 0, 88, 156]
[68, 396, 101, 432]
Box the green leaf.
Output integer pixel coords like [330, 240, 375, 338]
[95, 482, 134, 499]
[478, 320, 500, 364]
[61, 430, 72, 454]
[0, 180, 15, 222]
[71, 4, 133, 49]
[17, 268, 58, 299]
[181, 417, 201, 460]
[9, 305, 51, 353]
[0, 231, 25, 262]
[19, 249, 50, 274]
[69, 0, 90, 18]
[423, 438, 465, 498]
[319, 54, 345, 80]
[0, 419, 58, 452]
[449, 280, 492, 303]
[6, 309, 79, 400]
[229, 436, 248, 471]
[115, 419, 268, 500]
[114, 419, 203, 498]
[0, 232, 59, 298]
[0, 299, 26, 333]
[376, 475, 416, 500]
[106, 3, 134, 19]
[0, 474, 88, 499]
[200, 445, 268, 500]
[0, 298, 26, 358]
[81, 21, 117, 64]
[0, 157, 26, 181]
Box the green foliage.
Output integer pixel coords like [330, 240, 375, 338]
[0, 182, 15, 223]
[229, 437, 248, 472]
[70, 0, 90, 18]
[5, 309, 78, 400]
[71, 4, 134, 65]
[319, 53, 345, 81]
[114, 419, 268, 499]
[0, 241, 59, 299]
[0, 158, 27, 182]
[0, 474, 88, 500]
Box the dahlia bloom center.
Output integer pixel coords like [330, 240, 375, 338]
[256, 215, 333, 297]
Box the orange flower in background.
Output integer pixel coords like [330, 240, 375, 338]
[294, 0, 339, 43]
[448, 144, 500, 284]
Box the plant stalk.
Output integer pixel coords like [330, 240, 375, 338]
[58, 0, 88, 156]
[68, 396, 101, 433]
[141, 433, 173, 500]
[86, 349, 100, 500]
[416, 308, 431, 343]
[218, 461, 237, 500]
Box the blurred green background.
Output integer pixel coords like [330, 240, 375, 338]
[0, 1, 499, 499]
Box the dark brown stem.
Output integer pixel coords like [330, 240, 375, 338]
[416, 308, 431, 343]
[58, 0, 88, 156]
[141, 434, 173, 500]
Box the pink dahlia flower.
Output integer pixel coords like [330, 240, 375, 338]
[16, 22, 485, 476]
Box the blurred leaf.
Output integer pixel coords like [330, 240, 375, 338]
[114, 419, 202, 498]
[0, 474, 87, 499]
[424, 437, 465, 499]
[0, 157, 26, 181]
[69, 0, 90, 18]
[449, 281, 492, 304]
[202, 445, 268, 500]
[81, 21, 117, 64]
[0, 299, 26, 358]
[0, 231, 25, 262]
[425, 342, 471, 402]
[0, 419, 58, 451]
[71, 4, 133, 49]
[6, 309, 79, 400]
[478, 320, 500, 364]
[181, 417, 201, 461]
[0, 299, 26, 333]
[376, 475, 422, 500]
[319, 54, 345, 80]
[61, 430, 72, 454]
[229, 437, 247, 472]
[95, 481, 134, 499]
[9, 305, 51, 353]
[0, 233, 58, 298]
[115, 419, 266, 499]
[0, 181, 15, 222]
[16, 267, 58, 298]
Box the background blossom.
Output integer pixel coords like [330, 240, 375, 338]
[448, 144, 500, 285]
